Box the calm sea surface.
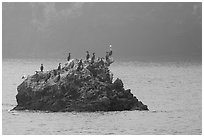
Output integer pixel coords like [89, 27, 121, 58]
[2, 59, 202, 135]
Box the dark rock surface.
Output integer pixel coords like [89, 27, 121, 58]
[12, 59, 148, 112]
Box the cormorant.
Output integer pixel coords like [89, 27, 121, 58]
[105, 52, 109, 61]
[45, 72, 51, 83]
[40, 64, 44, 72]
[91, 53, 95, 63]
[67, 53, 71, 61]
[58, 63, 61, 70]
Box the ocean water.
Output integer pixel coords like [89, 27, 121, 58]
[2, 59, 202, 135]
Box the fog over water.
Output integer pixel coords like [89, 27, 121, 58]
[2, 3, 202, 135]
[2, 2, 202, 61]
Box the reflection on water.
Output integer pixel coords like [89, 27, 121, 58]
[2, 59, 202, 134]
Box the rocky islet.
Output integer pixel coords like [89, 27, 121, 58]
[12, 58, 148, 112]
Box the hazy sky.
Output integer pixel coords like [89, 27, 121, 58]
[2, 2, 202, 60]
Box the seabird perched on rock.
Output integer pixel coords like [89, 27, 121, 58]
[86, 51, 90, 60]
[91, 53, 95, 64]
[67, 53, 71, 61]
[58, 63, 61, 70]
[45, 72, 51, 83]
[77, 59, 83, 71]
[40, 64, 44, 72]
[105, 52, 109, 61]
